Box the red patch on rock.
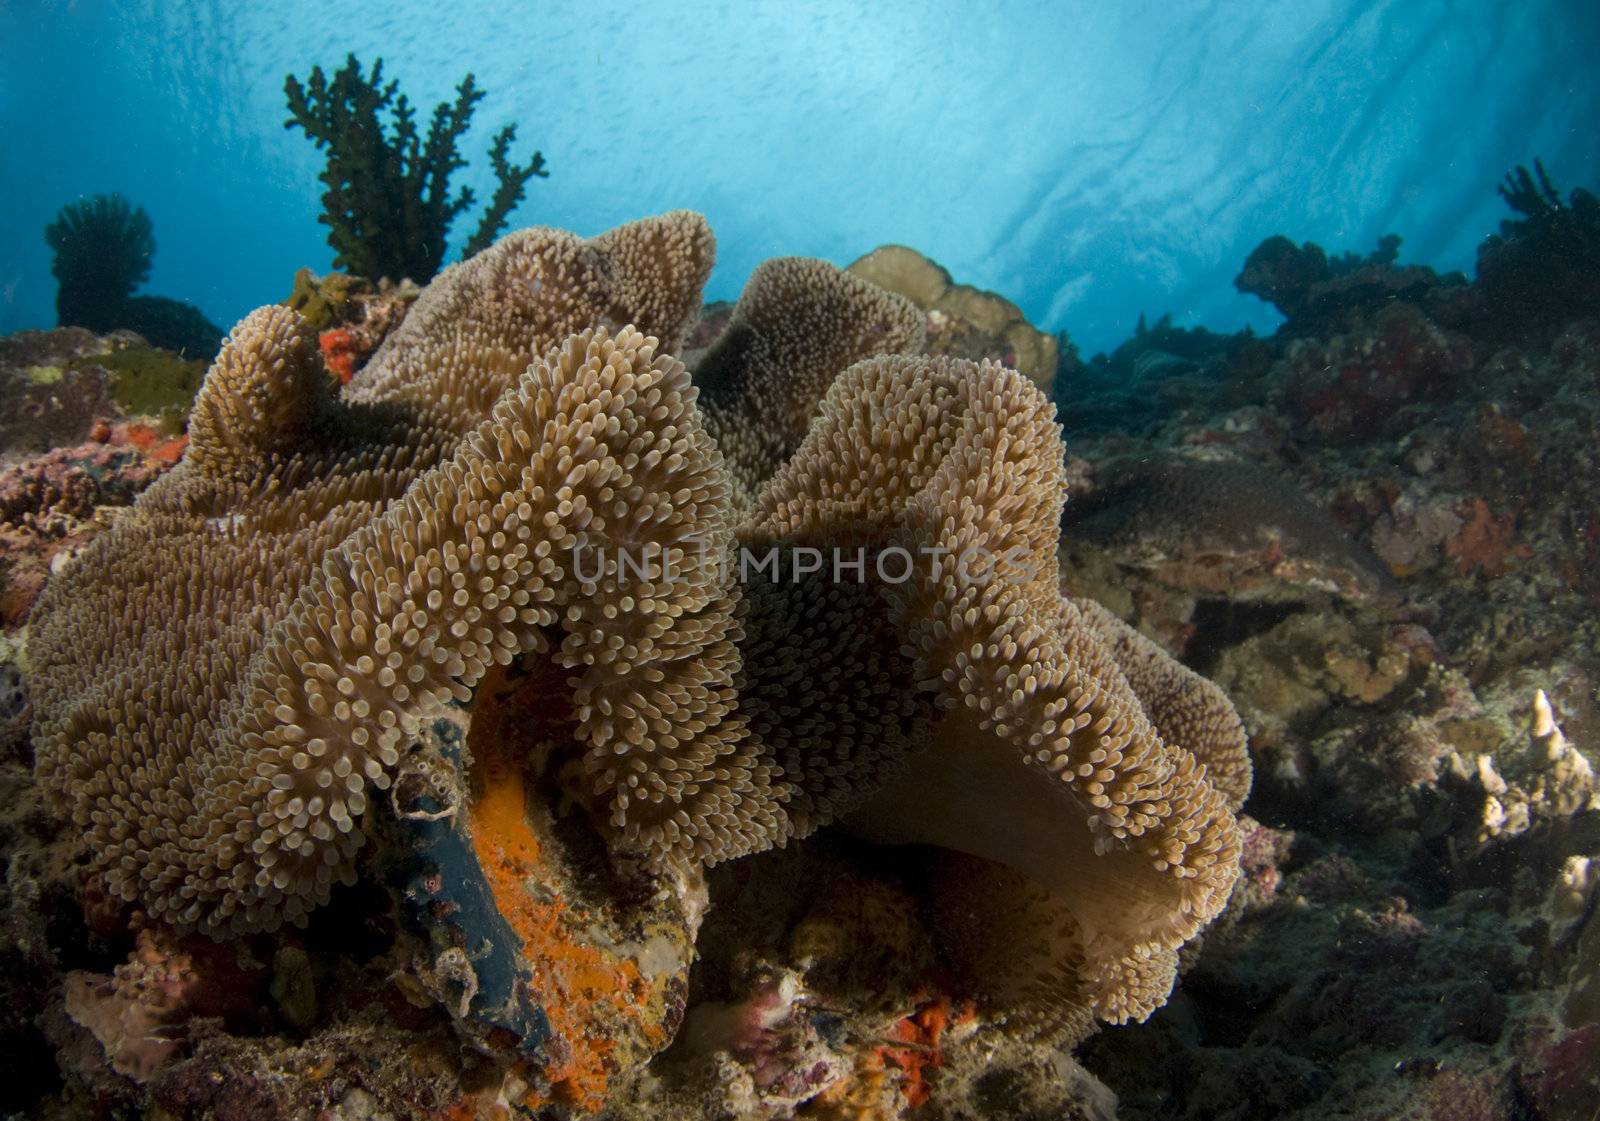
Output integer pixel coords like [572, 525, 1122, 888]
[319, 328, 358, 385]
[1280, 304, 1475, 442]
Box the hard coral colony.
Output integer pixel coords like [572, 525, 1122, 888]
[27, 212, 1249, 1106]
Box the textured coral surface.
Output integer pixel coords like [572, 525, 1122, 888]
[3, 187, 1598, 1121]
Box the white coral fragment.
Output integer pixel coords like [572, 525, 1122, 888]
[1475, 689, 1598, 842]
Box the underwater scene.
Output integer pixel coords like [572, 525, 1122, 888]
[2, 2, 1599, 1118]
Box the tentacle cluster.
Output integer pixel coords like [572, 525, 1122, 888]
[31, 213, 1247, 1031]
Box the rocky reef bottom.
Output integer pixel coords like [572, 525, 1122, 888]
[3, 200, 1599, 1120]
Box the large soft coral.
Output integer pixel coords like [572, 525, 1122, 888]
[30, 211, 1247, 1042]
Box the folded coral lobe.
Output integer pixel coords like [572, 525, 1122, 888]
[28, 212, 725, 936]
[696, 256, 925, 509]
[760, 353, 1247, 1034]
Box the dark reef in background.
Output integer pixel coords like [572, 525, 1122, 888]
[1058, 157, 1600, 439]
[284, 53, 549, 285]
[1050, 157, 1600, 1121]
[1092, 313, 1254, 386]
[43, 194, 223, 360]
[1233, 232, 1468, 337]
[1478, 159, 1600, 337]
[1230, 158, 1600, 347]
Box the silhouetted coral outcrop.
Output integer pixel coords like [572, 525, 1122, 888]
[44, 194, 222, 358]
[1477, 159, 1600, 337]
[1234, 232, 1465, 335]
[1234, 160, 1600, 350]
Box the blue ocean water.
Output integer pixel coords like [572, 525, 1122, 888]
[2, 0, 1598, 353]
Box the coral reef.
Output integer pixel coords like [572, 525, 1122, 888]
[845, 244, 1059, 388]
[0, 328, 197, 643]
[1090, 314, 1251, 385]
[60, 925, 265, 1082]
[1045, 164, 1600, 1121]
[31, 214, 721, 936]
[44, 194, 223, 358]
[98, 344, 208, 433]
[639, 837, 1123, 1121]
[0, 327, 208, 453]
[1231, 158, 1600, 356]
[285, 54, 549, 284]
[283, 267, 370, 331]
[0, 327, 115, 453]
[0, 423, 184, 624]
[1477, 160, 1600, 338]
[1233, 233, 1465, 336]
[283, 267, 421, 384]
[7, 158, 1600, 1120]
[32, 209, 1244, 1021]
[1274, 302, 1476, 443]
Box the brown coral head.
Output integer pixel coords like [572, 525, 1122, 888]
[185, 304, 330, 477]
[345, 209, 716, 430]
[28, 213, 1248, 1052]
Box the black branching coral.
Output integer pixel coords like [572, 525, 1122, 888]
[285, 53, 549, 283]
[44, 193, 223, 358]
[1497, 159, 1576, 222]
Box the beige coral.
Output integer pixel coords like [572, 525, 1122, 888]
[1472, 689, 1598, 841]
[696, 257, 925, 508]
[846, 244, 1060, 386]
[31, 212, 1247, 1037]
[343, 210, 715, 427]
[1073, 599, 1253, 812]
[30, 213, 729, 933]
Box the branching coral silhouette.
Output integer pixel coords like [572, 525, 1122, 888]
[285, 54, 549, 283]
[1479, 157, 1600, 334]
